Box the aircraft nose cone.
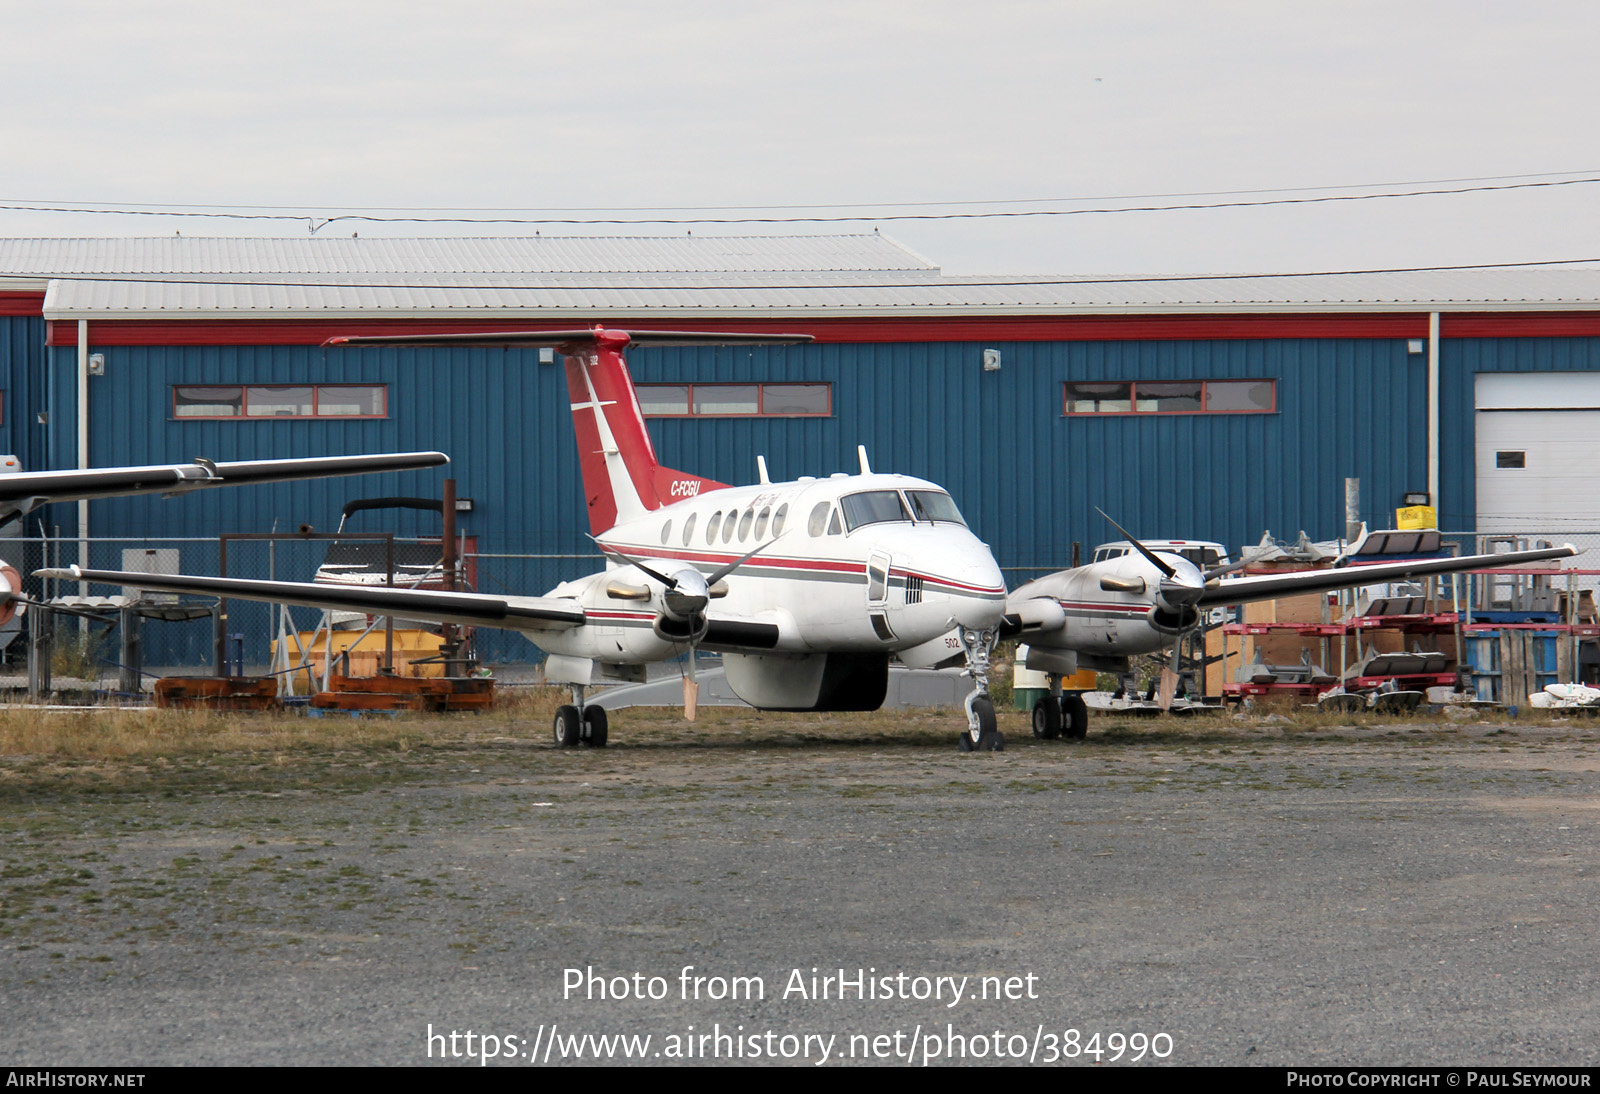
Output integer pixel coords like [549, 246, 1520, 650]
[934, 540, 1007, 628]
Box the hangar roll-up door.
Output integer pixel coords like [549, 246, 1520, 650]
[1475, 373, 1600, 533]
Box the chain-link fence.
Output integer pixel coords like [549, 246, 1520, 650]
[11, 534, 606, 676]
[15, 530, 1600, 678]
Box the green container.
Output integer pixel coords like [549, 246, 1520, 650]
[1014, 686, 1048, 712]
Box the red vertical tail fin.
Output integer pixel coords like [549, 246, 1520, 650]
[562, 329, 727, 535]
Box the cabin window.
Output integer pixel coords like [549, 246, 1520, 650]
[808, 502, 831, 537]
[738, 509, 754, 541]
[827, 509, 843, 535]
[174, 384, 387, 419]
[660, 521, 672, 544]
[1063, 379, 1274, 416]
[722, 513, 737, 544]
[681, 513, 698, 546]
[772, 503, 788, 536]
[705, 512, 723, 544]
[637, 382, 831, 418]
[754, 506, 771, 538]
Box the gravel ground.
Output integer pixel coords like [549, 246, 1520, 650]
[2, 709, 1597, 1067]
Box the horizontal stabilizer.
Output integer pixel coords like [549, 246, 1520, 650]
[327, 330, 814, 350]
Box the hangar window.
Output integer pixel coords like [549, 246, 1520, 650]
[637, 383, 831, 417]
[1064, 380, 1274, 416]
[173, 384, 387, 419]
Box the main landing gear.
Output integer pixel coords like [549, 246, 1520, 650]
[956, 625, 1004, 752]
[1031, 676, 1088, 741]
[553, 685, 608, 748]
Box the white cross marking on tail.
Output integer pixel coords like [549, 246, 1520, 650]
[575, 359, 649, 524]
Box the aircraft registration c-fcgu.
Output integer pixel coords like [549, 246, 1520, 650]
[44, 328, 1015, 750]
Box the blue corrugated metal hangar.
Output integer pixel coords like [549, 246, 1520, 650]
[2, 234, 1598, 664]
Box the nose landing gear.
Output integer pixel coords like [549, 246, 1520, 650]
[956, 625, 1004, 752]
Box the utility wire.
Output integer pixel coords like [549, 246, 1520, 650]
[6, 169, 1600, 215]
[2, 176, 1597, 230]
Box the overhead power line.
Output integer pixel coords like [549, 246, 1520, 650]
[1, 176, 1598, 231]
[5, 169, 1600, 215]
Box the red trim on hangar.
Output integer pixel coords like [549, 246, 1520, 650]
[41, 311, 1600, 347]
[0, 293, 45, 317]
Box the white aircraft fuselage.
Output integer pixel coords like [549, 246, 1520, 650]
[541, 471, 1007, 665]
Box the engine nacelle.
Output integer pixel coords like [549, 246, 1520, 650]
[1147, 602, 1200, 636]
[652, 612, 708, 644]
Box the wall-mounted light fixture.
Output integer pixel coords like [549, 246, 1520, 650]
[538, 348, 555, 365]
[982, 349, 1001, 371]
[88, 353, 105, 376]
[1406, 339, 1424, 355]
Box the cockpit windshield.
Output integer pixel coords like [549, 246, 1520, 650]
[838, 489, 968, 531]
[840, 490, 912, 531]
[905, 490, 967, 527]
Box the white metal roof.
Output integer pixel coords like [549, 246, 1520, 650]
[36, 267, 1600, 319]
[8, 235, 1600, 318]
[0, 233, 933, 286]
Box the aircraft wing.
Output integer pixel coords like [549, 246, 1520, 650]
[35, 567, 584, 631]
[0, 451, 449, 523]
[1195, 543, 1580, 608]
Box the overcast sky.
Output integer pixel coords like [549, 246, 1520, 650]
[4, 1, 1598, 274]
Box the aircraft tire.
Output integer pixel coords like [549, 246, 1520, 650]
[582, 706, 609, 748]
[1062, 692, 1089, 740]
[1032, 695, 1062, 739]
[957, 696, 1003, 752]
[553, 705, 581, 747]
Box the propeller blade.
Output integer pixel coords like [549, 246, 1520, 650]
[1095, 508, 1177, 579]
[683, 651, 699, 722]
[1157, 666, 1179, 712]
[588, 536, 679, 588]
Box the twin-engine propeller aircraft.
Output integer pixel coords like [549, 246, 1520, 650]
[44, 328, 1012, 750]
[1004, 515, 1579, 738]
[0, 450, 448, 624]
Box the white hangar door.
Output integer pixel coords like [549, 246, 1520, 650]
[1475, 373, 1600, 533]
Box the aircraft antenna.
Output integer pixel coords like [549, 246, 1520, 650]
[857, 445, 872, 475]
